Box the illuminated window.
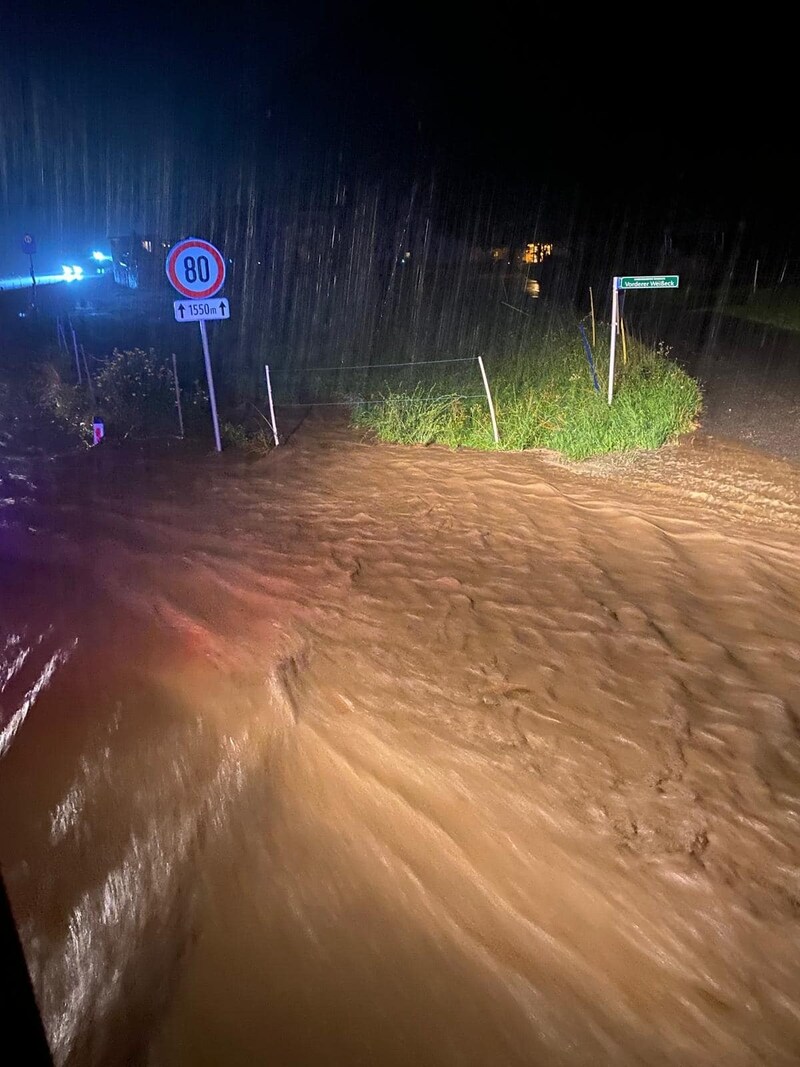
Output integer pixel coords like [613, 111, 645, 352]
[522, 242, 554, 265]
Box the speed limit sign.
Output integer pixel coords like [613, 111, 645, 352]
[165, 237, 227, 453]
[166, 238, 226, 299]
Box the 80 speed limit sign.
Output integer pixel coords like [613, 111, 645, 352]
[165, 236, 228, 453]
[166, 238, 226, 299]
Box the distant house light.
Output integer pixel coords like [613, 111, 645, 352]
[522, 242, 554, 266]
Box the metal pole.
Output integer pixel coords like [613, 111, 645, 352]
[589, 286, 596, 348]
[578, 323, 600, 392]
[264, 364, 279, 446]
[81, 346, 95, 408]
[477, 355, 500, 445]
[607, 278, 619, 405]
[199, 319, 222, 452]
[620, 308, 628, 366]
[171, 354, 185, 439]
[70, 326, 82, 386]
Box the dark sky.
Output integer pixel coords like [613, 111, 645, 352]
[2, 1, 795, 248]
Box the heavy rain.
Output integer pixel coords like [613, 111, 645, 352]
[2, 6, 800, 1066]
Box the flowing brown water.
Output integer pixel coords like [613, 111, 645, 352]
[2, 421, 800, 1066]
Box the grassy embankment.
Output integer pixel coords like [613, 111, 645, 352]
[32, 325, 702, 461]
[337, 327, 701, 460]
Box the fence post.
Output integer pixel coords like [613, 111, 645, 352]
[70, 325, 82, 385]
[477, 355, 500, 445]
[80, 346, 95, 408]
[264, 365, 279, 446]
[171, 354, 184, 439]
[589, 286, 596, 348]
[578, 323, 600, 392]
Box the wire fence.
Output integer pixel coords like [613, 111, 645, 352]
[264, 354, 500, 444]
[276, 393, 487, 408]
[269, 356, 477, 374]
[267, 355, 484, 411]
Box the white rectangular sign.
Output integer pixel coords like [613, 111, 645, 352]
[173, 298, 230, 322]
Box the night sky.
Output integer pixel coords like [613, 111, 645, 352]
[1, 1, 794, 259]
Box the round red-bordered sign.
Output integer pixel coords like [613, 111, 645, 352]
[166, 238, 226, 299]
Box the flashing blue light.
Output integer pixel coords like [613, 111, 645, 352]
[62, 265, 84, 281]
[91, 250, 111, 262]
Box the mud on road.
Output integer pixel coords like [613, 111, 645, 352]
[2, 419, 800, 1066]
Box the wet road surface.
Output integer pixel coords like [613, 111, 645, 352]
[643, 304, 800, 461]
[2, 418, 800, 1065]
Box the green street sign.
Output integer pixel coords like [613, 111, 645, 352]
[617, 275, 679, 290]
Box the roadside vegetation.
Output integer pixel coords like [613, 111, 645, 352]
[32, 348, 180, 442]
[29, 325, 700, 461]
[346, 330, 701, 460]
[30, 348, 263, 451]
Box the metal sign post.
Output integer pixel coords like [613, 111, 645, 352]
[608, 278, 619, 406]
[199, 320, 222, 452]
[608, 274, 680, 404]
[166, 238, 227, 452]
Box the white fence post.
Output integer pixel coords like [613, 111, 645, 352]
[477, 355, 500, 445]
[264, 365, 279, 446]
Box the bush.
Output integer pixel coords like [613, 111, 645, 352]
[32, 349, 182, 443]
[31, 362, 94, 442]
[93, 348, 175, 437]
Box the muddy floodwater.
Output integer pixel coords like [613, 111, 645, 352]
[2, 420, 800, 1066]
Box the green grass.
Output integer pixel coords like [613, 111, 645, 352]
[725, 287, 800, 333]
[349, 329, 702, 460]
